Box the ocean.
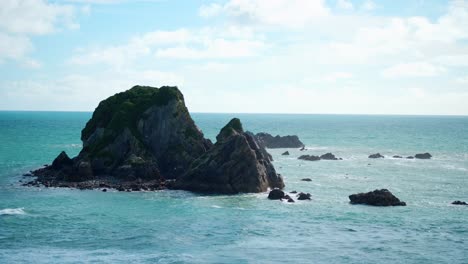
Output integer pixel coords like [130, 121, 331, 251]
[0, 111, 467, 263]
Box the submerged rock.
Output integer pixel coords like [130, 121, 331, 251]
[268, 189, 285, 200]
[301, 178, 312, 182]
[173, 118, 285, 194]
[298, 155, 320, 161]
[282, 151, 290, 156]
[452, 201, 467, 205]
[393, 155, 402, 159]
[406, 156, 414, 159]
[349, 189, 406, 206]
[252, 132, 304, 148]
[415, 153, 432, 159]
[369, 153, 384, 159]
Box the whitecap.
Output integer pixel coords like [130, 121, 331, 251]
[0, 208, 26, 216]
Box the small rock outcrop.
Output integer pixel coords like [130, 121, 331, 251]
[253, 132, 304, 148]
[301, 178, 312, 182]
[282, 151, 290, 156]
[369, 153, 385, 159]
[173, 118, 285, 194]
[406, 156, 414, 159]
[415, 153, 432, 159]
[320, 153, 340, 160]
[268, 189, 285, 200]
[298, 155, 320, 161]
[393, 155, 402, 159]
[297, 192, 312, 200]
[298, 153, 341, 161]
[349, 189, 406, 206]
[452, 201, 467, 205]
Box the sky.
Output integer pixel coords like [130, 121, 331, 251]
[1, 0, 468, 115]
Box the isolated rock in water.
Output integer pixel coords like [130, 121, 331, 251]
[393, 155, 402, 159]
[300, 146, 306, 151]
[349, 189, 406, 206]
[297, 192, 312, 200]
[301, 178, 312, 182]
[290, 190, 298, 194]
[282, 151, 290, 156]
[298, 155, 320, 161]
[415, 153, 432, 159]
[369, 153, 385, 159]
[320, 153, 339, 160]
[253, 132, 304, 148]
[283, 195, 295, 203]
[268, 189, 285, 200]
[174, 118, 285, 194]
[33, 86, 213, 189]
[406, 156, 414, 159]
[452, 201, 467, 205]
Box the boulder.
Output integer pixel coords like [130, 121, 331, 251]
[393, 155, 402, 159]
[298, 155, 320, 161]
[297, 192, 312, 200]
[406, 156, 414, 159]
[415, 153, 432, 159]
[301, 178, 312, 182]
[349, 189, 406, 206]
[282, 151, 290, 156]
[300, 146, 306, 151]
[173, 118, 285, 194]
[369, 153, 384, 159]
[452, 201, 467, 205]
[320, 153, 339, 160]
[268, 189, 285, 200]
[253, 132, 304, 148]
[290, 190, 298, 194]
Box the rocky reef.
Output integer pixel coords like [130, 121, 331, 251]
[32, 86, 283, 194]
[349, 189, 406, 206]
[252, 132, 304, 148]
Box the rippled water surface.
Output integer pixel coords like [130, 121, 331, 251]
[1, 111, 467, 263]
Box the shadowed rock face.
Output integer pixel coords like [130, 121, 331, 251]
[253, 132, 304, 148]
[33, 86, 213, 188]
[349, 189, 406, 206]
[369, 153, 385, 159]
[172, 118, 285, 194]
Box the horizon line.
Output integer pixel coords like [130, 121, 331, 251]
[0, 109, 467, 117]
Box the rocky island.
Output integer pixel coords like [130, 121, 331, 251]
[252, 132, 304, 148]
[32, 86, 284, 193]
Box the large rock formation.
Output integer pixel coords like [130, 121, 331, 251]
[349, 189, 406, 206]
[415, 153, 432, 159]
[252, 132, 304, 148]
[172, 118, 285, 194]
[32, 86, 282, 194]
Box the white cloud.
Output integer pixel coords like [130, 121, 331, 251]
[0, 0, 77, 66]
[0, 0, 76, 35]
[382, 62, 445, 78]
[199, 0, 330, 28]
[337, 0, 353, 10]
[324, 72, 353, 82]
[70, 27, 265, 66]
[362, 0, 376, 11]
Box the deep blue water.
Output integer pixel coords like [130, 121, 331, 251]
[1, 111, 467, 263]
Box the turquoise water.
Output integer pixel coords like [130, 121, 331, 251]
[1, 111, 467, 263]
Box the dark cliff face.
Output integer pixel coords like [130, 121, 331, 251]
[173, 118, 285, 194]
[253, 132, 304, 149]
[33, 86, 282, 194]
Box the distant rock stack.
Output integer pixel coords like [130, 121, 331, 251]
[252, 132, 304, 148]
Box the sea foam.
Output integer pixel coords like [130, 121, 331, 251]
[0, 208, 26, 216]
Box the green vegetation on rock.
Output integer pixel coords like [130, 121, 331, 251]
[216, 118, 244, 142]
[81, 85, 184, 156]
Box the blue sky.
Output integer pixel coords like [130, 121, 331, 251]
[1, 0, 468, 114]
